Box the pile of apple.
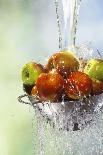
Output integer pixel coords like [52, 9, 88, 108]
[21, 49, 103, 103]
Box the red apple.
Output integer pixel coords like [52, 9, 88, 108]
[65, 71, 92, 100]
[46, 50, 79, 78]
[36, 71, 65, 102]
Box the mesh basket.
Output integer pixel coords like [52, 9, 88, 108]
[18, 92, 103, 131]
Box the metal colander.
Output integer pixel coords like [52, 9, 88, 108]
[18, 92, 103, 131]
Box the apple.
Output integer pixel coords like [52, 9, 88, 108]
[91, 78, 103, 95]
[31, 86, 38, 96]
[23, 84, 34, 95]
[36, 71, 64, 102]
[84, 59, 103, 81]
[46, 49, 79, 78]
[65, 71, 92, 100]
[22, 62, 45, 85]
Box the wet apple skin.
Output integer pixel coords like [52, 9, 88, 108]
[31, 86, 38, 96]
[65, 71, 93, 100]
[36, 72, 65, 102]
[46, 51, 79, 78]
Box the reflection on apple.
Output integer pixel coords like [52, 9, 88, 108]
[36, 71, 64, 102]
[31, 86, 38, 96]
[65, 71, 92, 100]
[46, 49, 79, 78]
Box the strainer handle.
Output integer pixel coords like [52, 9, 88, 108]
[18, 94, 31, 105]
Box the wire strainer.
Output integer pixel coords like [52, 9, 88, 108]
[18, 92, 103, 131]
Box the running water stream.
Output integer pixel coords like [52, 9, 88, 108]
[62, 0, 82, 47]
[54, 0, 82, 48]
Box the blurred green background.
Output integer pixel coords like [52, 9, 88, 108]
[0, 0, 103, 155]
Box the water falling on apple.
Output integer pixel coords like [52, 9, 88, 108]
[61, 0, 94, 60]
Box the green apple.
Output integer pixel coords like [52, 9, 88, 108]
[22, 62, 44, 85]
[84, 59, 103, 81]
[46, 49, 79, 78]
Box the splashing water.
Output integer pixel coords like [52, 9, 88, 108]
[31, 104, 103, 155]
